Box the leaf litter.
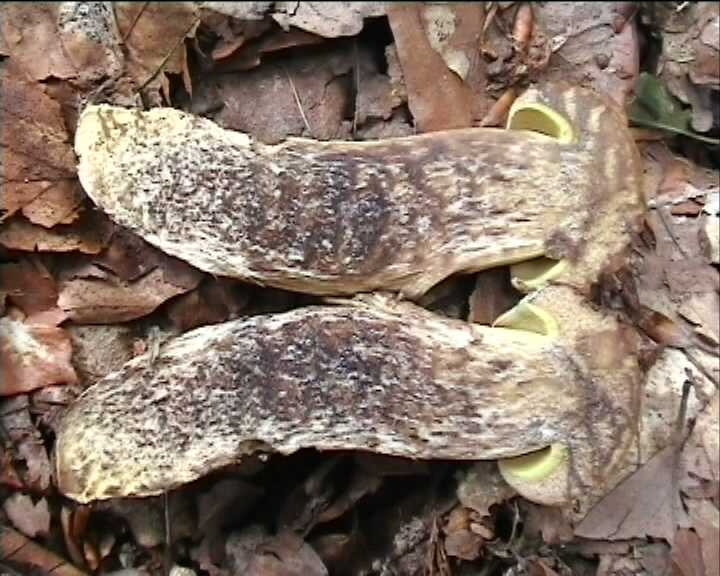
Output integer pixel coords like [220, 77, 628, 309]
[0, 2, 718, 575]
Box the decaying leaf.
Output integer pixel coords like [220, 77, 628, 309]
[654, 2, 719, 133]
[468, 267, 520, 325]
[686, 499, 720, 576]
[0, 66, 80, 224]
[0, 396, 52, 492]
[387, 3, 473, 131]
[66, 324, 135, 386]
[208, 44, 355, 143]
[105, 491, 195, 549]
[443, 507, 484, 561]
[0, 256, 59, 318]
[209, 26, 323, 71]
[672, 528, 707, 576]
[629, 73, 720, 145]
[225, 527, 328, 576]
[58, 265, 200, 323]
[0, 525, 87, 576]
[456, 461, 517, 518]
[683, 394, 720, 488]
[271, 2, 386, 38]
[521, 501, 575, 545]
[575, 445, 687, 542]
[0, 4, 77, 81]
[56, 236, 202, 324]
[0, 213, 114, 254]
[114, 2, 199, 102]
[0, 312, 78, 396]
[2, 493, 50, 539]
[528, 2, 640, 106]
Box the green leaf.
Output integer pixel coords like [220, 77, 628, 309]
[628, 73, 720, 146]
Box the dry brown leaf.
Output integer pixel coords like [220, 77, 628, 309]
[209, 45, 355, 143]
[31, 384, 79, 434]
[271, 2, 386, 38]
[527, 559, 561, 576]
[0, 212, 114, 254]
[387, 3, 474, 132]
[683, 395, 720, 489]
[310, 533, 359, 576]
[95, 229, 189, 282]
[672, 528, 707, 576]
[666, 259, 720, 297]
[671, 200, 705, 217]
[355, 69, 404, 127]
[0, 312, 78, 396]
[456, 461, 517, 518]
[0, 256, 58, 317]
[58, 265, 201, 324]
[512, 3, 534, 52]
[2, 493, 50, 538]
[575, 445, 687, 542]
[655, 150, 719, 207]
[678, 292, 720, 347]
[468, 267, 520, 325]
[21, 182, 85, 228]
[532, 2, 639, 106]
[443, 507, 483, 561]
[1, 3, 122, 88]
[198, 480, 260, 534]
[522, 502, 575, 545]
[108, 492, 195, 549]
[656, 3, 719, 133]
[0, 397, 52, 492]
[0, 447, 22, 490]
[225, 527, 328, 576]
[702, 214, 720, 265]
[479, 87, 517, 127]
[637, 307, 693, 348]
[198, 8, 270, 61]
[0, 524, 87, 576]
[61, 505, 90, 569]
[211, 26, 323, 72]
[686, 499, 720, 576]
[314, 467, 382, 526]
[66, 324, 135, 385]
[0, 65, 80, 224]
[114, 2, 199, 102]
[0, 4, 77, 81]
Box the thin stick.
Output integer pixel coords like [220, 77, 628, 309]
[352, 39, 360, 138]
[164, 491, 172, 575]
[136, 17, 199, 95]
[283, 65, 313, 137]
[121, 1, 150, 43]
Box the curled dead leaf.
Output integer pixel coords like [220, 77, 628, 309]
[0, 313, 78, 396]
[0, 212, 114, 254]
[0, 65, 79, 224]
[387, 3, 473, 132]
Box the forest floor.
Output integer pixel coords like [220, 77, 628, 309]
[0, 2, 718, 576]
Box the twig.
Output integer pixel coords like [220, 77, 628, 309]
[136, 16, 199, 96]
[121, 1, 150, 43]
[655, 205, 690, 258]
[352, 38, 360, 138]
[283, 65, 313, 137]
[670, 378, 691, 543]
[685, 349, 720, 389]
[164, 491, 172, 576]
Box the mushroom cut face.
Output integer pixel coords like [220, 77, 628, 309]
[62, 83, 646, 519]
[74, 83, 643, 299]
